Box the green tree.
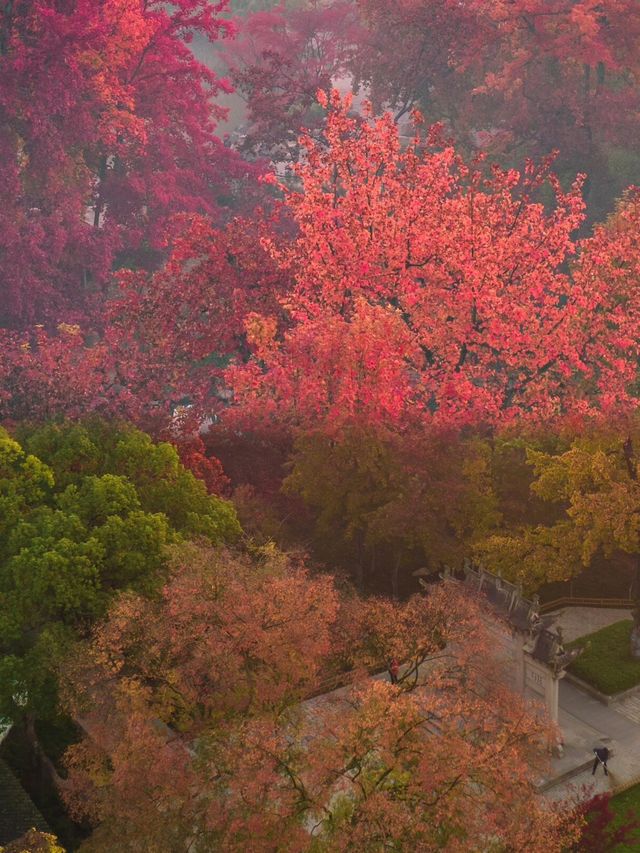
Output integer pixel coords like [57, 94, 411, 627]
[0, 422, 241, 725]
[20, 422, 240, 542]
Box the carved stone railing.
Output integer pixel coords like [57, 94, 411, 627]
[539, 596, 634, 614]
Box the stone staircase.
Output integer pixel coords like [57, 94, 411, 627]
[614, 693, 640, 725]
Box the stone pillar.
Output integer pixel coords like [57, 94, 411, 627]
[524, 657, 559, 723]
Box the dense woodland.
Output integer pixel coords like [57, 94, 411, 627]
[3, 0, 640, 850]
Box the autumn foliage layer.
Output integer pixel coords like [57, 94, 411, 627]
[59, 543, 577, 852]
[5, 91, 640, 435]
[0, 0, 253, 327]
[4, 3, 640, 849]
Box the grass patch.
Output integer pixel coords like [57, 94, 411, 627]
[608, 784, 640, 851]
[567, 619, 640, 695]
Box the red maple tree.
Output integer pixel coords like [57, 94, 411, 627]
[5, 96, 640, 436]
[227, 92, 640, 432]
[0, 213, 289, 426]
[353, 0, 640, 217]
[0, 0, 252, 327]
[223, 0, 362, 161]
[353, 0, 475, 124]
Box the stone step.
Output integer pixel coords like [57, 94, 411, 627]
[615, 695, 640, 724]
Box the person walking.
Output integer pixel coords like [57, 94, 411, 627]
[592, 746, 609, 776]
[389, 658, 400, 685]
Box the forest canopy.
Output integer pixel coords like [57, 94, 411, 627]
[2, 1, 640, 850]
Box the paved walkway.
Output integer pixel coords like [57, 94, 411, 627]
[560, 679, 640, 741]
[543, 679, 640, 801]
[546, 606, 632, 642]
[306, 611, 640, 805]
[308, 669, 640, 804]
[539, 605, 640, 800]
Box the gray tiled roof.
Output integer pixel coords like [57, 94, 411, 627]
[0, 759, 50, 845]
[457, 562, 585, 672]
[531, 628, 558, 664]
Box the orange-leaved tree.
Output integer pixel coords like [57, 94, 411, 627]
[60, 542, 578, 851]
